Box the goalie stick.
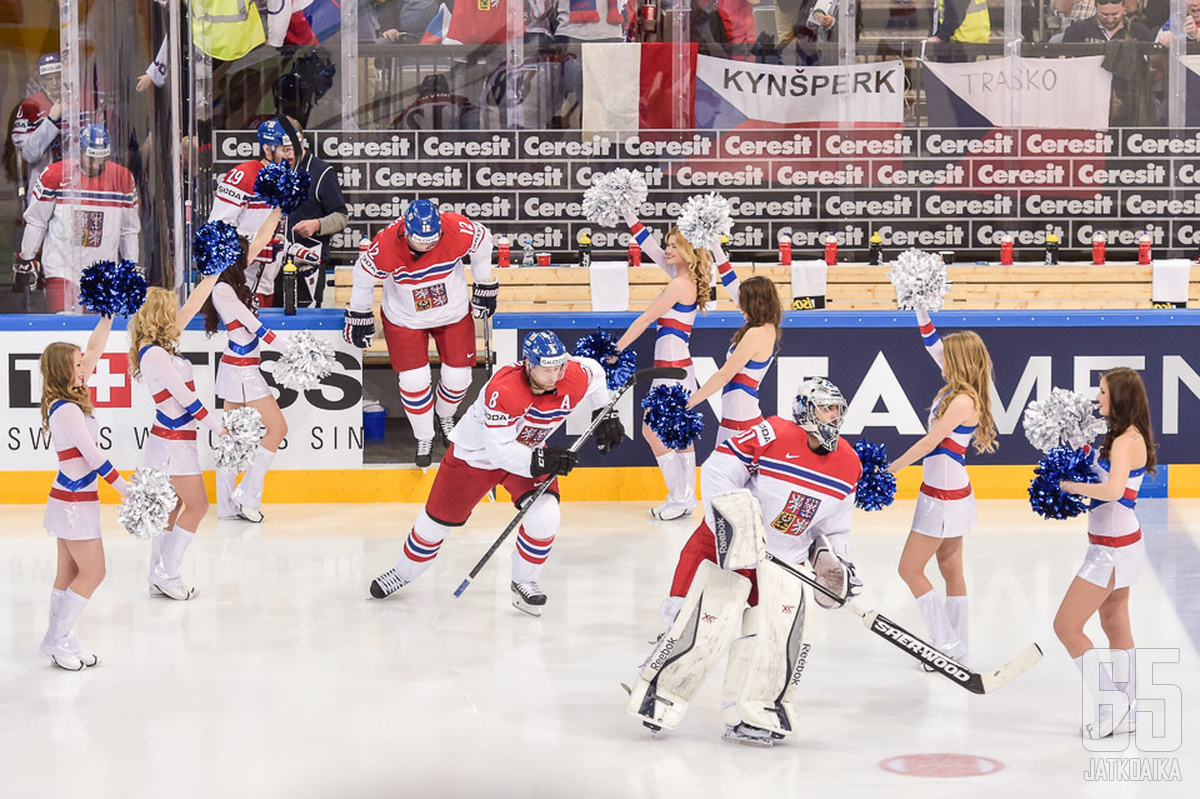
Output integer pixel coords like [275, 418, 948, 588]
[764, 553, 1043, 695]
[453, 366, 687, 598]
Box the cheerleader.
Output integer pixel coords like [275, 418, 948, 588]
[38, 317, 129, 670]
[684, 276, 781, 448]
[1056, 367, 1154, 739]
[886, 311, 997, 665]
[614, 211, 738, 520]
[202, 247, 290, 523]
[128, 280, 225, 600]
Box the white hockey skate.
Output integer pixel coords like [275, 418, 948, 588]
[369, 569, 408, 599]
[722, 722, 778, 748]
[511, 581, 547, 616]
[40, 638, 84, 672]
[149, 575, 198, 601]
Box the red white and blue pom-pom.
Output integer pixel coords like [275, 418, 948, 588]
[254, 161, 310, 213]
[1029, 445, 1100, 520]
[192, 220, 241, 275]
[676, 193, 733, 251]
[1022, 387, 1107, 453]
[573, 329, 636, 390]
[853, 438, 897, 511]
[642, 383, 704, 450]
[582, 168, 649, 228]
[273, 331, 336, 391]
[887, 249, 950, 311]
[215, 407, 266, 472]
[118, 468, 177, 540]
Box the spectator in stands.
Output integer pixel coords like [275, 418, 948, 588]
[12, 53, 64, 188]
[1154, 0, 1200, 45]
[274, 121, 348, 308]
[1062, 0, 1153, 41]
[547, 0, 629, 42]
[928, 0, 991, 61]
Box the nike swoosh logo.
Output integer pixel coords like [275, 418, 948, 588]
[784, 453, 803, 460]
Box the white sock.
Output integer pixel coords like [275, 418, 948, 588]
[398, 366, 435, 442]
[676, 451, 696, 505]
[655, 451, 679, 503]
[235, 445, 277, 512]
[1114, 648, 1136, 709]
[53, 588, 88, 646]
[944, 595, 969, 661]
[216, 468, 240, 517]
[915, 590, 958, 652]
[160, 526, 196, 580]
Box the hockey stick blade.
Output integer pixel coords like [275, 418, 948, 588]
[978, 643, 1044, 694]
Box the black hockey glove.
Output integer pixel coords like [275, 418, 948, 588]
[531, 446, 577, 477]
[471, 279, 499, 319]
[592, 408, 624, 454]
[343, 309, 376, 348]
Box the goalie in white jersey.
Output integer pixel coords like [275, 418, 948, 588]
[627, 377, 863, 747]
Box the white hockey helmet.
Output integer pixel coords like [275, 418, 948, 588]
[792, 377, 847, 452]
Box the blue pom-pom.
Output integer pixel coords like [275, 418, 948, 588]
[574, 329, 637, 390]
[641, 383, 704, 450]
[853, 438, 897, 511]
[254, 162, 310, 213]
[78, 260, 122, 316]
[114, 260, 148, 316]
[192, 220, 241, 275]
[1029, 445, 1101, 520]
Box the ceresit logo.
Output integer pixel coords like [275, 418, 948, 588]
[89, 353, 132, 407]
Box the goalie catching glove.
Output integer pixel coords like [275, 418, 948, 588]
[592, 408, 624, 454]
[343, 309, 376, 348]
[471, 280, 499, 318]
[531, 446, 576, 477]
[808, 535, 862, 610]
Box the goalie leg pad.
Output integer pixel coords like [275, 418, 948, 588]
[709, 489, 767, 571]
[626, 560, 751, 732]
[720, 559, 810, 736]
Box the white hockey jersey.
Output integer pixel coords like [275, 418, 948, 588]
[701, 416, 862, 565]
[20, 160, 140, 281]
[208, 158, 279, 263]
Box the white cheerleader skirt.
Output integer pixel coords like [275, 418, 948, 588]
[216, 358, 272, 404]
[910, 484, 977, 539]
[44, 495, 102, 540]
[143, 432, 202, 476]
[1077, 531, 1145, 589]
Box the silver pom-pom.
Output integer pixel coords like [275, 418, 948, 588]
[215, 407, 267, 472]
[887, 249, 951, 311]
[1022, 387, 1108, 453]
[582, 168, 649, 227]
[676, 193, 732, 251]
[274, 330, 336, 391]
[118, 468, 178, 540]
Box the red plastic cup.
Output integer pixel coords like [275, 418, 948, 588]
[537, 252, 551, 267]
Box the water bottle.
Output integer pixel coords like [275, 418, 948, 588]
[577, 232, 592, 268]
[283, 261, 298, 315]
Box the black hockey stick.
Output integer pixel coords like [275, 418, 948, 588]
[454, 366, 686, 598]
[764, 553, 1043, 695]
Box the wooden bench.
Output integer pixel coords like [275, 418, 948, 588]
[334, 263, 1199, 363]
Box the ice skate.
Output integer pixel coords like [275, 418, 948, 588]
[722, 722, 775, 748]
[436, 415, 456, 448]
[650, 499, 696, 521]
[1082, 697, 1131, 740]
[369, 569, 408, 599]
[414, 438, 434, 469]
[149, 575, 198, 601]
[40, 638, 84, 672]
[237, 506, 265, 523]
[64, 636, 98, 667]
[511, 581, 547, 616]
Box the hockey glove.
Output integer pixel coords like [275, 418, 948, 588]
[287, 241, 323, 276]
[531, 446, 577, 477]
[471, 280, 499, 319]
[13, 254, 40, 278]
[343, 309, 376, 348]
[592, 408, 625, 454]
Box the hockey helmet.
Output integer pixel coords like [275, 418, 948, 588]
[404, 199, 442, 249]
[80, 124, 111, 160]
[522, 331, 568, 369]
[256, 118, 294, 149]
[793, 377, 847, 452]
[37, 52, 62, 76]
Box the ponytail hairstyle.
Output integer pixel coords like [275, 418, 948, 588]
[1099, 366, 1157, 474]
[667, 227, 713, 313]
[40, 342, 92, 429]
[933, 330, 998, 454]
[731, 276, 782, 351]
[128, 287, 181, 380]
[202, 239, 255, 335]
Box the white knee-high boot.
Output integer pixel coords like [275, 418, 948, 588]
[944, 595, 969, 665]
[216, 468, 240, 518]
[234, 445, 277, 513]
[1075, 650, 1130, 739]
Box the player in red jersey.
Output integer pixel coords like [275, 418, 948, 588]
[367, 331, 624, 615]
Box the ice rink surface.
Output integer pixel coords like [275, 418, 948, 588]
[1, 498, 1195, 798]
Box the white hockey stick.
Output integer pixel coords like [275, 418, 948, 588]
[765, 553, 1043, 695]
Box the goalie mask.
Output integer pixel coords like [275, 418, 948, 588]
[792, 377, 846, 452]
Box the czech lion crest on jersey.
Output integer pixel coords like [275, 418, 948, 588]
[771, 492, 821, 537]
[517, 425, 552, 448]
[413, 283, 449, 312]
